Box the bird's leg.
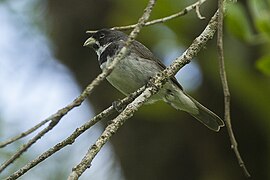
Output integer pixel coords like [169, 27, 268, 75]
[146, 73, 163, 90]
[146, 76, 155, 88]
[112, 99, 126, 112]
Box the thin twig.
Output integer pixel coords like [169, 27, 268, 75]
[0, 119, 50, 148]
[0, 116, 61, 173]
[68, 10, 220, 180]
[217, 0, 251, 178]
[67, 0, 157, 179]
[0, 86, 100, 172]
[4, 87, 145, 180]
[86, 0, 207, 33]
[195, 0, 206, 19]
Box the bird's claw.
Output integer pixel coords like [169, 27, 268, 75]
[112, 100, 125, 112]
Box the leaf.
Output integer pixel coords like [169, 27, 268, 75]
[256, 55, 270, 76]
[248, 0, 270, 39]
[225, 3, 253, 42]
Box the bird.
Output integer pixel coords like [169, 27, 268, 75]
[84, 29, 224, 132]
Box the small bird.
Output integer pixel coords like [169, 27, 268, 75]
[84, 29, 224, 132]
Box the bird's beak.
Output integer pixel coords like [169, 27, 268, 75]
[83, 37, 96, 47]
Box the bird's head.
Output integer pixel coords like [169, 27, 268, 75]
[83, 29, 127, 50]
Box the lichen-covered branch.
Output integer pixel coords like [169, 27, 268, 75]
[4, 87, 145, 180]
[0, 119, 50, 148]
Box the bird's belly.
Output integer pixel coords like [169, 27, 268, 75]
[106, 68, 143, 95]
[104, 56, 161, 97]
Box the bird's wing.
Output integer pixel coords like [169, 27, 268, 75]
[130, 40, 183, 90]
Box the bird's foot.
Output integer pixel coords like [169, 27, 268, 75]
[112, 100, 125, 112]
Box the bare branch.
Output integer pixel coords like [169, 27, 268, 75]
[0, 117, 59, 173]
[195, 0, 206, 19]
[4, 87, 145, 180]
[68, 9, 220, 180]
[0, 119, 50, 148]
[217, 0, 251, 178]
[86, 0, 207, 33]
[0, 85, 99, 172]
[0, 86, 99, 172]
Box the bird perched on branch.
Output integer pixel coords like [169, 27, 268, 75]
[84, 29, 224, 132]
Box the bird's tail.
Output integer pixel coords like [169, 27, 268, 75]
[187, 94, 225, 132]
[166, 89, 225, 132]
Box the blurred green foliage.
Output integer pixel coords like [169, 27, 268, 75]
[256, 55, 270, 75]
[226, 3, 253, 42]
[226, 0, 270, 76]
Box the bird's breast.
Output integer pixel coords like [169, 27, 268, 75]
[101, 53, 161, 95]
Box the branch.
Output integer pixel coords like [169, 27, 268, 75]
[195, 0, 206, 19]
[4, 87, 145, 180]
[68, 10, 220, 180]
[217, 0, 251, 177]
[0, 81, 107, 172]
[0, 84, 101, 173]
[0, 116, 61, 173]
[0, 119, 50, 148]
[86, 0, 207, 33]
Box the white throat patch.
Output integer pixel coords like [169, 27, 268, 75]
[96, 42, 112, 60]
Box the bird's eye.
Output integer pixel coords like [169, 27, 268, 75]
[100, 33, 105, 39]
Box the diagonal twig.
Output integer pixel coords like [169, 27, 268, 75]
[195, 0, 206, 19]
[0, 119, 50, 148]
[86, 0, 207, 33]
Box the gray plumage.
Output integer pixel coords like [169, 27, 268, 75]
[84, 29, 224, 132]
